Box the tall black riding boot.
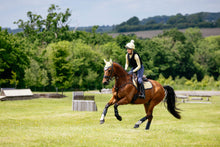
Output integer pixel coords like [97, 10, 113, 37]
[138, 82, 145, 99]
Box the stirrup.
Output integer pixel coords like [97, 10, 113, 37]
[138, 91, 145, 99]
[139, 93, 145, 98]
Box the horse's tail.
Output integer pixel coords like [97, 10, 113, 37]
[163, 85, 181, 119]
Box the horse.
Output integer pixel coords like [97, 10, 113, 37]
[100, 59, 181, 130]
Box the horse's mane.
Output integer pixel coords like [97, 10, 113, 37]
[113, 62, 124, 69]
[113, 62, 128, 75]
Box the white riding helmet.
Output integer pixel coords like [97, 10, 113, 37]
[125, 40, 135, 49]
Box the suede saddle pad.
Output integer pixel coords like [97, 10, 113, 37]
[132, 74, 153, 90]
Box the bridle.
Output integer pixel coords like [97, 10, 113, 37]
[103, 63, 114, 83]
[103, 62, 135, 100]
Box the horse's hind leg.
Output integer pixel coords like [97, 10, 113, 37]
[134, 116, 148, 128]
[145, 116, 153, 130]
[145, 101, 157, 130]
[134, 103, 150, 128]
[134, 102, 154, 130]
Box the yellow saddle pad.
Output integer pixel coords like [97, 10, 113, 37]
[143, 81, 153, 89]
[132, 75, 153, 90]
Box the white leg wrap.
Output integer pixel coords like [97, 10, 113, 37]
[136, 120, 142, 125]
[100, 114, 105, 120]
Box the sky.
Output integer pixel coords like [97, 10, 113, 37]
[0, 0, 220, 29]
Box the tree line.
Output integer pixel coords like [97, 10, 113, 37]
[5, 12, 220, 34]
[115, 12, 220, 32]
[0, 5, 219, 91]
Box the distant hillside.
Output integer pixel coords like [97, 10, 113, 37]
[70, 12, 220, 33]
[140, 12, 220, 25]
[115, 12, 220, 32]
[4, 12, 220, 34]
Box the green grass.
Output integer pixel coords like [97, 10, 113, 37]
[0, 92, 219, 147]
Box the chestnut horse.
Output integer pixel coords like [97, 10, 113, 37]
[100, 59, 181, 130]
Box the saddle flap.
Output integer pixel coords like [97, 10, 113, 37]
[132, 74, 138, 88]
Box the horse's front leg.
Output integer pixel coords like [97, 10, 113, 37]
[114, 97, 130, 121]
[100, 97, 116, 124]
[114, 103, 122, 121]
[100, 103, 111, 124]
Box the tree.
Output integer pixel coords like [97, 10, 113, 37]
[0, 28, 29, 87]
[217, 19, 220, 27]
[150, 37, 176, 78]
[99, 42, 125, 65]
[160, 28, 186, 43]
[196, 36, 220, 80]
[167, 13, 186, 26]
[10, 71, 19, 88]
[24, 59, 49, 90]
[14, 11, 43, 39]
[87, 25, 113, 45]
[45, 4, 71, 33]
[209, 50, 220, 79]
[48, 41, 73, 94]
[84, 69, 99, 90]
[115, 34, 132, 49]
[148, 33, 199, 80]
[126, 16, 140, 25]
[184, 28, 203, 45]
[14, 4, 71, 44]
[69, 40, 103, 90]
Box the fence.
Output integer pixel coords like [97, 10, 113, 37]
[72, 91, 97, 111]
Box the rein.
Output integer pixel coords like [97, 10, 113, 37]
[104, 62, 135, 100]
[114, 80, 133, 91]
[114, 73, 135, 100]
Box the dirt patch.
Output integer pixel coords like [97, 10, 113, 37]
[34, 93, 66, 98]
[109, 28, 220, 38]
[0, 93, 66, 101]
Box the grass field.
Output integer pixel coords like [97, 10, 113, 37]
[0, 92, 219, 147]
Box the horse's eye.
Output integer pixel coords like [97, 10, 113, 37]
[108, 70, 111, 73]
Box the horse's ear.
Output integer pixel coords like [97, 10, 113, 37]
[110, 58, 112, 64]
[104, 59, 107, 64]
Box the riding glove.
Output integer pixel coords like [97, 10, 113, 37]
[128, 70, 133, 75]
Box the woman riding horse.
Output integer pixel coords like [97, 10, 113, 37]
[100, 59, 181, 130]
[125, 40, 145, 98]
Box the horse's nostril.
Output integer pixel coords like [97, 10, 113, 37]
[103, 81, 109, 85]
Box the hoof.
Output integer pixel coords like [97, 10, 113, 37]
[145, 127, 150, 130]
[134, 124, 139, 128]
[100, 120, 105, 124]
[116, 115, 122, 121]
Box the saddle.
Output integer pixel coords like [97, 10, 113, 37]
[130, 74, 153, 103]
[132, 74, 153, 90]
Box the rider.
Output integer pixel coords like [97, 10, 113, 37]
[125, 40, 145, 98]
